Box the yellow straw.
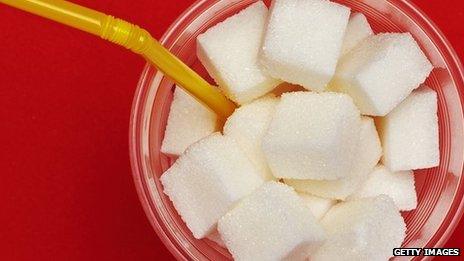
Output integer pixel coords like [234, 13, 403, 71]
[0, 0, 237, 118]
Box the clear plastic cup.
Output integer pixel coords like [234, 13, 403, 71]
[129, 0, 464, 259]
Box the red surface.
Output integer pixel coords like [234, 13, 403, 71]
[0, 0, 462, 260]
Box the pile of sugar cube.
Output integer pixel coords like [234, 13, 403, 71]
[160, 0, 438, 260]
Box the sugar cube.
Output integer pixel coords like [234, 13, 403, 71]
[259, 0, 350, 91]
[332, 33, 433, 116]
[287, 177, 361, 201]
[353, 117, 383, 175]
[161, 133, 264, 238]
[285, 116, 381, 199]
[197, 1, 280, 104]
[218, 181, 326, 261]
[223, 95, 279, 180]
[161, 87, 217, 155]
[313, 195, 406, 261]
[340, 13, 373, 57]
[298, 193, 335, 220]
[379, 86, 439, 171]
[349, 165, 417, 211]
[263, 92, 361, 180]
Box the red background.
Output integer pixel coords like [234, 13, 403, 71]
[0, 0, 463, 260]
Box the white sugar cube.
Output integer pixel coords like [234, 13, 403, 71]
[349, 165, 417, 211]
[354, 117, 383, 175]
[161, 87, 217, 155]
[287, 177, 361, 201]
[286, 116, 381, 199]
[379, 86, 439, 171]
[340, 13, 373, 57]
[333, 33, 433, 116]
[260, 0, 350, 91]
[218, 181, 326, 261]
[313, 195, 406, 261]
[298, 193, 335, 220]
[263, 92, 361, 180]
[161, 133, 264, 238]
[197, 1, 280, 104]
[223, 95, 279, 180]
